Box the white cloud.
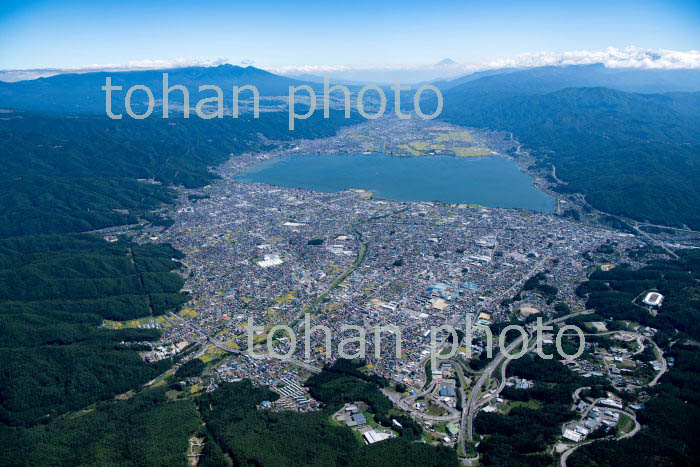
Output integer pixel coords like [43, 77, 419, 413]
[264, 47, 700, 83]
[266, 63, 469, 84]
[269, 64, 354, 74]
[0, 57, 232, 82]
[2, 47, 699, 83]
[270, 47, 700, 76]
[485, 46, 700, 70]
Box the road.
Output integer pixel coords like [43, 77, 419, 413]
[648, 340, 667, 386]
[559, 379, 643, 466]
[572, 386, 590, 402]
[382, 381, 461, 422]
[167, 312, 323, 374]
[560, 329, 667, 386]
[560, 404, 640, 467]
[560, 440, 593, 467]
[632, 224, 679, 259]
[391, 255, 551, 442]
[465, 309, 593, 444]
[551, 165, 566, 185]
[449, 360, 470, 456]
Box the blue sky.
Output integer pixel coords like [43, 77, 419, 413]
[1, 0, 699, 70]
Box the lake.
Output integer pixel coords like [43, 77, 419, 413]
[237, 153, 554, 213]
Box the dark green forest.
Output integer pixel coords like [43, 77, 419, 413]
[0, 387, 201, 467]
[475, 349, 606, 466]
[1, 361, 459, 467]
[576, 249, 700, 342]
[174, 358, 208, 380]
[0, 65, 328, 114]
[439, 86, 700, 229]
[0, 111, 360, 237]
[198, 360, 459, 467]
[566, 250, 700, 466]
[0, 234, 187, 426]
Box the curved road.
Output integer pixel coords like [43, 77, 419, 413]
[560, 384, 642, 466]
[560, 407, 640, 467]
[560, 330, 667, 386]
[465, 310, 593, 443]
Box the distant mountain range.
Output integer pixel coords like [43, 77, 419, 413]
[428, 64, 700, 229]
[281, 73, 382, 86]
[438, 63, 700, 96]
[0, 65, 315, 114]
[3, 62, 699, 115]
[3, 62, 700, 227]
[435, 58, 457, 66]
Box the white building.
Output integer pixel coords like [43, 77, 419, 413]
[363, 430, 393, 444]
[257, 254, 283, 268]
[563, 429, 584, 442]
[642, 292, 664, 306]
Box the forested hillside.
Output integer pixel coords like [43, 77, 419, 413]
[0, 76, 375, 465]
[0, 235, 187, 426]
[0, 111, 360, 237]
[437, 64, 700, 96]
[475, 352, 607, 466]
[435, 66, 700, 229]
[576, 249, 700, 342]
[199, 360, 459, 467]
[0, 360, 460, 467]
[568, 249, 700, 466]
[0, 64, 315, 113]
[0, 387, 201, 466]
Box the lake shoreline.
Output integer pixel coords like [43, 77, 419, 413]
[236, 153, 555, 213]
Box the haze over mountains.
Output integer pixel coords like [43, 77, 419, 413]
[437, 63, 700, 94]
[1, 54, 700, 467]
[2, 0, 700, 463]
[2, 61, 700, 231]
[426, 64, 700, 230]
[2, 61, 700, 111]
[0, 65, 318, 114]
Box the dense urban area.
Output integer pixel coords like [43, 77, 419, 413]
[3, 53, 700, 466]
[84, 116, 700, 465]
